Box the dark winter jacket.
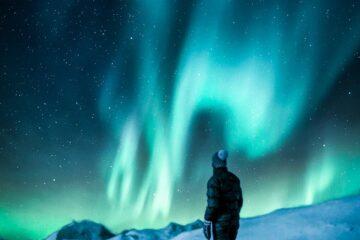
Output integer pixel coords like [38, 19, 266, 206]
[204, 167, 243, 222]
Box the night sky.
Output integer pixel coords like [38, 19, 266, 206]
[1, 0, 360, 239]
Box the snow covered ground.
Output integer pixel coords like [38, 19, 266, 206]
[47, 195, 360, 240]
[174, 195, 360, 240]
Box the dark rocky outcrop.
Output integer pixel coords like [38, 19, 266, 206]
[163, 219, 203, 236]
[56, 220, 115, 240]
[47, 219, 203, 240]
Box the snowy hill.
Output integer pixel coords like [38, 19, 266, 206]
[47, 195, 360, 240]
[46, 220, 203, 240]
[174, 195, 360, 240]
[108, 220, 202, 240]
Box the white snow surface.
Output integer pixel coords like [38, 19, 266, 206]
[173, 195, 360, 240]
[47, 195, 360, 240]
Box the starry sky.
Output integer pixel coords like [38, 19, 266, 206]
[0, 0, 360, 239]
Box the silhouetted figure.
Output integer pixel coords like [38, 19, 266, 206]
[203, 150, 243, 240]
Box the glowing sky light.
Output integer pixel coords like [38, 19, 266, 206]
[102, 0, 360, 227]
[0, 1, 359, 239]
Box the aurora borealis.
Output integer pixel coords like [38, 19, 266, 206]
[0, 0, 360, 239]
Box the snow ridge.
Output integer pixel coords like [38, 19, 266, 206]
[47, 195, 360, 240]
[174, 195, 360, 240]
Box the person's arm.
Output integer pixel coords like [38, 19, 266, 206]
[204, 177, 221, 221]
[238, 186, 243, 210]
[203, 177, 220, 239]
[236, 178, 243, 214]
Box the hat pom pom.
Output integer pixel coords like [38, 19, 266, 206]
[217, 149, 228, 160]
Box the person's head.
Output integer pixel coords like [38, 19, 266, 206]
[212, 149, 228, 168]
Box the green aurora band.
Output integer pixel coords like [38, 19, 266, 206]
[101, 0, 360, 231]
[0, 1, 359, 239]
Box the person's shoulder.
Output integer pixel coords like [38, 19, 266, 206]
[228, 171, 240, 182]
[207, 175, 220, 187]
[207, 175, 216, 183]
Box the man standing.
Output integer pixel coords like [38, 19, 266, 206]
[203, 150, 243, 240]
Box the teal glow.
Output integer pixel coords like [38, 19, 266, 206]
[305, 144, 360, 205]
[1, 1, 359, 239]
[101, 0, 360, 229]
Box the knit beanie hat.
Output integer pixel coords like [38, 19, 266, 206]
[212, 149, 228, 168]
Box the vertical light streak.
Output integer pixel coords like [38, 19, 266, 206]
[100, 0, 360, 227]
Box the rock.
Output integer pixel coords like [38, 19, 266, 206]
[56, 220, 115, 240]
[163, 220, 203, 236]
[109, 220, 203, 240]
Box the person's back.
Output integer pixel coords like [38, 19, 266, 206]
[203, 150, 243, 240]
